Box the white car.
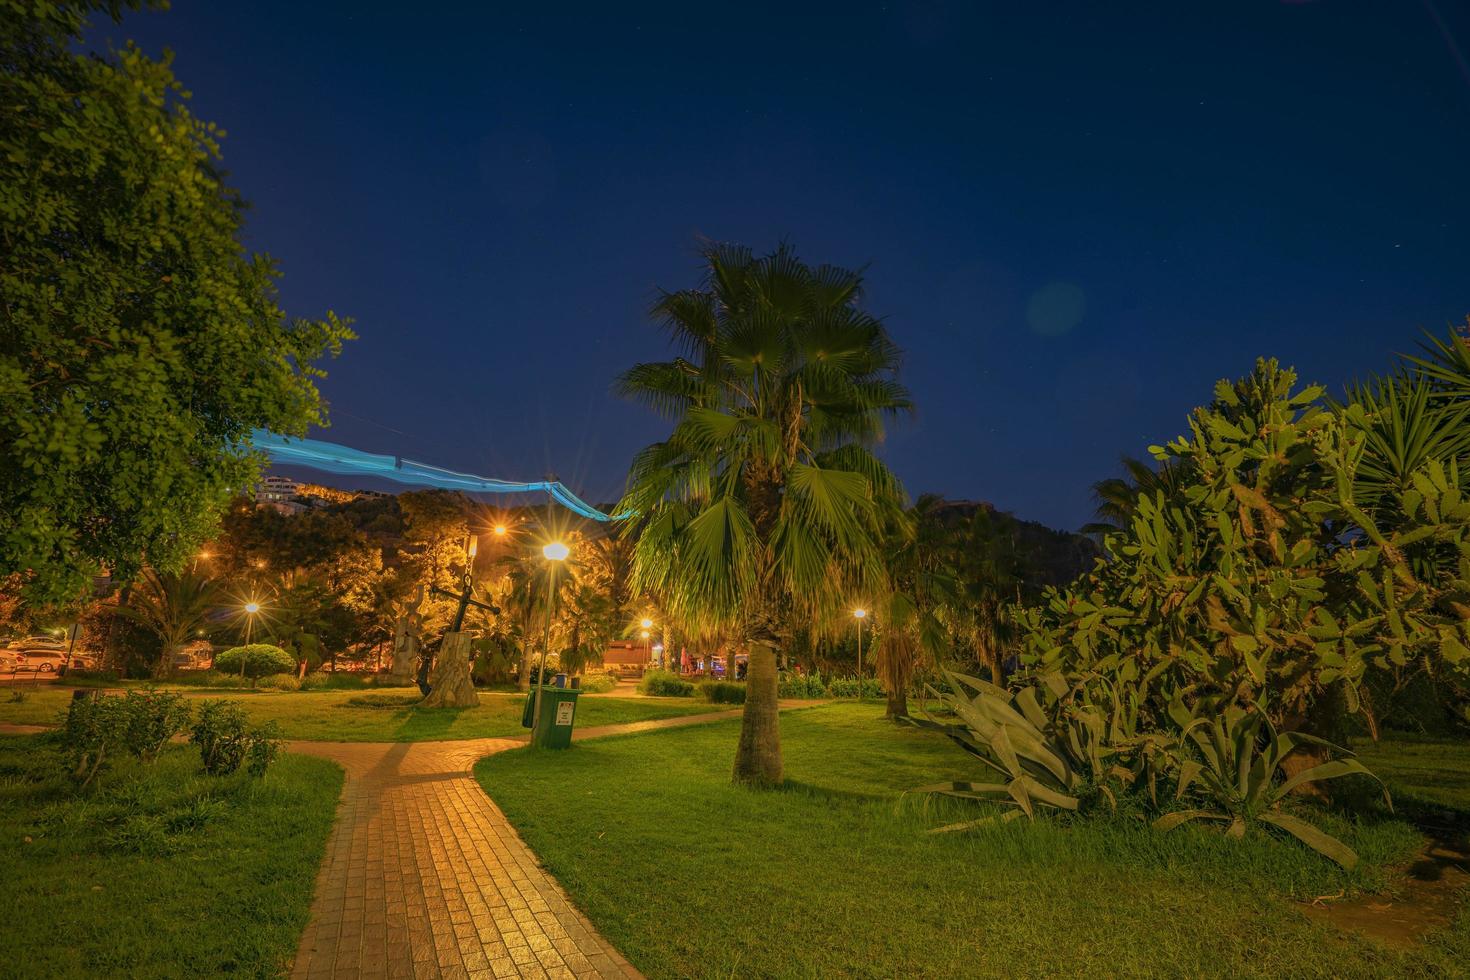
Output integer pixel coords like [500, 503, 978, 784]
[15, 634, 66, 653]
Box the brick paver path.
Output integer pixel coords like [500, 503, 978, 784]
[286, 710, 748, 980]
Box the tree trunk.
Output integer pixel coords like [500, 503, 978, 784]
[422, 632, 480, 708]
[1279, 685, 1351, 801]
[732, 643, 783, 787]
[885, 682, 909, 720]
[517, 640, 532, 692]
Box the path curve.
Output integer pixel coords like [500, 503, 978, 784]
[287, 709, 749, 980]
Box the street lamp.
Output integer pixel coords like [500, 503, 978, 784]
[533, 541, 570, 729]
[639, 617, 655, 669]
[853, 608, 867, 701]
[492, 523, 508, 537]
[240, 600, 263, 678]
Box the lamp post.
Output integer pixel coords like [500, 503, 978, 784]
[240, 601, 262, 679]
[640, 617, 654, 670]
[853, 608, 867, 700]
[532, 541, 570, 730]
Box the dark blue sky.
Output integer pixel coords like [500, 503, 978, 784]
[101, 1, 1470, 531]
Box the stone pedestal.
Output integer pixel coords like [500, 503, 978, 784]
[387, 635, 417, 684]
[422, 631, 479, 708]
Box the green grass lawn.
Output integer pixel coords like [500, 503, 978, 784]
[0, 732, 343, 978]
[476, 702, 1470, 978]
[0, 688, 722, 741]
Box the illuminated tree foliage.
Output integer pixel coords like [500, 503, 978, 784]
[0, 1, 353, 603]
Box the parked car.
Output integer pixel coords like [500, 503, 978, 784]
[15, 634, 65, 653]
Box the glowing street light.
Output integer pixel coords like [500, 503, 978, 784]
[542, 541, 570, 562]
[493, 524, 508, 537]
[853, 608, 867, 701]
[640, 617, 653, 630]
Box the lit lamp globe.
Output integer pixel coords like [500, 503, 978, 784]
[493, 524, 508, 537]
[542, 541, 570, 562]
[640, 617, 653, 630]
[244, 602, 261, 615]
[853, 608, 867, 619]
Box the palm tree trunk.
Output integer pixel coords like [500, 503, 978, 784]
[885, 682, 908, 720]
[517, 640, 532, 692]
[732, 643, 783, 787]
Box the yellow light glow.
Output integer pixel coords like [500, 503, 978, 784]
[542, 541, 570, 562]
[853, 608, 867, 619]
[640, 631, 650, 640]
[197, 551, 212, 560]
[244, 602, 261, 615]
[493, 524, 508, 536]
[640, 617, 653, 629]
[467, 536, 478, 559]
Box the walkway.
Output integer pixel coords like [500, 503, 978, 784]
[287, 709, 747, 980]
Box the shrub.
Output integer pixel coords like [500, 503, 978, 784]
[120, 689, 191, 762]
[778, 673, 828, 699]
[576, 673, 617, 694]
[190, 699, 283, 777]
[258, 672, 301, 692]
[700, 680, 746, 705]
[212, 645, 296, 684]
[162, 670, 248, 689]
[826, 677, 883, 699]
[299, 671, 331, 690]
[638, 670, 695, 697]
[63, 692, 130, 788]
[65, 669, 119, 683]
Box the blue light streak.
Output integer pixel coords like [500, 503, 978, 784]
[249, 429, 628, 522]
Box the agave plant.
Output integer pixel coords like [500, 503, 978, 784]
[1154, 698, 1388, 869]
[905, 671, 1142, 823]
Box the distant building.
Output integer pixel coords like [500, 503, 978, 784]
[602, 640, 650, 677]
[255, 475, 306, 514]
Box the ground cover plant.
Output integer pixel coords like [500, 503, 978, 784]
[0, 688, 720, 742]
[0, 732, 342, 977]
[476, 702, 1469, 978]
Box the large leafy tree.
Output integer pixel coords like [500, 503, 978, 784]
[617, 243, 911, 786]
[1, 1, 354, 604]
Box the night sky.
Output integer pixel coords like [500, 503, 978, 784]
[98, 2, 1470, 531]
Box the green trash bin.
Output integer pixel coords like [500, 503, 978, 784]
[529, 687, 580, 749]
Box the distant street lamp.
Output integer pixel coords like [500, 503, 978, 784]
[639, 617, 655, 669]
[532, 541, 570, 729]
[853, 608, 867, 701]
[493, 524, 508, 537]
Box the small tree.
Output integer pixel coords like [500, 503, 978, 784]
[214, 644, 295, 686]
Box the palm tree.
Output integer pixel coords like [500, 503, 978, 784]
[951, 506, 1028, 685]
[617, 243, 911, 786]
[1082, 455, 1191, 538]
[113, 566, 221, 678]
[873, 495, 955, 719]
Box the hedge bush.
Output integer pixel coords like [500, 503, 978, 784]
[258, 673, 301, 691]
[699, 680, 746, 705]
[827, 677, 883, 699]
[576, 673, 617, 694]
[638, 670, 695, 697]
[213, 645, 296, 684]
[777, 673, 829, 699]
[190, 700, 282, 777]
